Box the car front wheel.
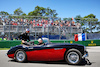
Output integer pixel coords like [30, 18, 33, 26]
[65, 49, 82, 65]
[15, 49, 27, 62]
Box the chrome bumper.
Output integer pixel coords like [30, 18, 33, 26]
[82, 51, 88, 58]
[5, 53, 7, 56]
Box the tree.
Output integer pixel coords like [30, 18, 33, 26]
[28, 6, 46, 16]
[28, 6, 58, 17]
[45, 7, 58, 17]
[63, 18, 68, 21]
[22, 13, 26, 16]
[74, 15, 82, 22]
[63, 18, 72, 21]
[0, 11, 9, 15]
[14, 8, 23, 15]
[74, 15, 85, 26]
[83, 14, 98, 33]
[84, 14, 95, 18]
[74, 14, 99, 33]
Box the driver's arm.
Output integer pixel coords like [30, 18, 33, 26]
[22, 40, 25, 43]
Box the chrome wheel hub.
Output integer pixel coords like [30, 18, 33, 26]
[67, 52, 79, 64]
[16, 51, 25, 61]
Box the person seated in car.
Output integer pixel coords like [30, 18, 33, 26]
[37, 38, 45, 45]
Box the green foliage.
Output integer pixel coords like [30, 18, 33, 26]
[74, 14, 99, 33]
[0, 11, 9, 15]
[14, 7, 23, 15]
[63, 18, 72, 21]
[84, 14, 95, 18]
[63, 18, 68, 21]
[83, 14, 99, 33]
[28, 6, 46, 16]
[0, 11, 9, 24]
[83, 14, 98, 22]
[81, 23, 84, 26]
[28, 6, 58, 17]
[74, 15, 82, 21]
[22, 13, 26, 16]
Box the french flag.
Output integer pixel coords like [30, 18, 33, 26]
[74, 33, 86, 41]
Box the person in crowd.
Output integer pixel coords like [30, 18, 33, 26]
[76, 22, 81, 28]
[71, 21, 75, 26]
[3, 21, 6, 31]
[11, 35, 14, 40]
[65, 21, 70, 26]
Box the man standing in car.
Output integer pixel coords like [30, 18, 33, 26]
[18, 29, 30, 45]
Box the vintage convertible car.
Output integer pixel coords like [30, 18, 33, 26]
[7, 38, 88, 65]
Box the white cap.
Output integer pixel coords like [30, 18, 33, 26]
[26, 29, 29, 31]
[38, 38, 42, 42]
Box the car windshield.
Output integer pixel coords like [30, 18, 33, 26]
[22, 38, 50, 47]
[42, 38, 50, 43]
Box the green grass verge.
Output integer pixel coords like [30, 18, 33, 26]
[0, 48, 10, 50]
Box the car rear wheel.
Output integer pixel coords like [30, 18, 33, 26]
[65, 49, 82, 65]
[15, 49, 27, 62]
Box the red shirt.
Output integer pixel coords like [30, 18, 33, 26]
[33, 20, 35, 23]
[12, 23, 15, 25]
[51, 23, 53, 25]
[30, 21, 32, 24]
[40, 23, 43, 26]
[45, 20, 48, 24]
[15, 23, 17, 25]
[33, 24, 35, 26]
[37, 23, 39, 26]
[41, 19, 44, 23]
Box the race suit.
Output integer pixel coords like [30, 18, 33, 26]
[18, 32, 30, 45]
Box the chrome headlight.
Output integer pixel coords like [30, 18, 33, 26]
[84, 46, 86, 51]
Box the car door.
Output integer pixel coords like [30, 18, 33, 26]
[45, 46, 66, 61]
[26, 45, 49, 61]
[26, 45, 66, 61]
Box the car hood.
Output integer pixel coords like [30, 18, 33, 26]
[46, 43, 84, 47]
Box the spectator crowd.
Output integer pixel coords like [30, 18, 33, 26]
[0, 16, 81, 28]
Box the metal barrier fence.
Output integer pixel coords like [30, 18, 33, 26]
[0, 25, 82, 40]
[87, 33, 100, 40]
[0, 25, 82, 33]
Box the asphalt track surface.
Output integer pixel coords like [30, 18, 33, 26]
[0, 46, 100, 67]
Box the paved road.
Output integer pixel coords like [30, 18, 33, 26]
[0, 46, 100, 67]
